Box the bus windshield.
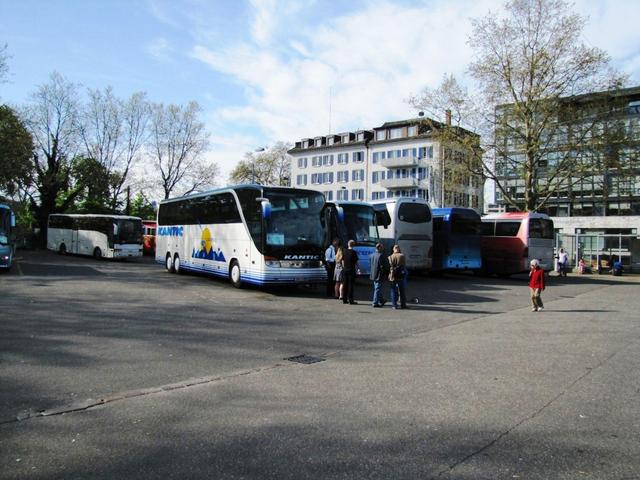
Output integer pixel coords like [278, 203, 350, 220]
[339, 204, 379, 245]
[115, 219, 143, 244]
[451, 212, 481, 236]
[263, 188, 325, 254]
[529, 218, 554, 239]
[0, 209, 10, 245]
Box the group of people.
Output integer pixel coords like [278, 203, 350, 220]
[324, 239, 409, 309]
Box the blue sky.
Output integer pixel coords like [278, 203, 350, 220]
[2, 0, 640, 182]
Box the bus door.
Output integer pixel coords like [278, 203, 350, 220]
[527, 217, 554, 270]
[71, 226, 80, 254]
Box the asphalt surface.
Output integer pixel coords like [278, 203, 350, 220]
[1, 249, 639, 479]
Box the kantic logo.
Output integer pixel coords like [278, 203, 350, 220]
[283, 254, 321, 260]
[158, 226, 184, 237]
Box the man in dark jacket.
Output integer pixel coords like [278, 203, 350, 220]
[369, 243, 388, 307]
[342, 239, 359, 305]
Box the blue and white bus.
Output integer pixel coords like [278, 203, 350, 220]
[432, 207, 482, 273]
[373, 197, 433, 272]
[322, 201, 380, 275]
[0, 204, 16, 270]
[156, 185, 327, 288]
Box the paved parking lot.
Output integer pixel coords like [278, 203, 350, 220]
[1, 250, 639, 479]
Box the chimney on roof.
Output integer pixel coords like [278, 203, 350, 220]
[445, 109, 452, 126]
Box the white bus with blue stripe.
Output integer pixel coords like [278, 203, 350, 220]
[156, 185, 327, 287]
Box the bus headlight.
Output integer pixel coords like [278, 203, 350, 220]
[265, 256, 281, 268]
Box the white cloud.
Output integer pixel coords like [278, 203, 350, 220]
[146, 37, 173, 62]
[191, 0, 639, 173]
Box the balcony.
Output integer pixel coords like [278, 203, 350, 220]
[380, 177, 421, 189]
[380, 156, 421, 168]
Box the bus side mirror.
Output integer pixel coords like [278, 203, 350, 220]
[10, 213, 16, 228]
[336, 205, 345, 223]
[258, 199, 272, 219]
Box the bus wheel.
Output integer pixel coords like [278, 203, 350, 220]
[59, 243, 67, 255]
[229, 260, 242, 288]
[165, 253, 175, 273]
[93, 247, 102, 259]
[173, 254, 182, 274]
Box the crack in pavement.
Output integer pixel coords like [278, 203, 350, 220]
[434, 338, 639, 479]
[0, 362, 293, 426]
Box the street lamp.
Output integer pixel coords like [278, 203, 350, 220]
[253, 147, 265, 184]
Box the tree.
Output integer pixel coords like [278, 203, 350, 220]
[411, 0, 626, 212]
[0, 44, 9, 85]
[80, 88, 149, 211]
[230, 142, 292, 186]
[129, 192, 157, 220]
[0, 105, 33, 197]
[148, 101, 217, 199]
[21, 72, 82, 242]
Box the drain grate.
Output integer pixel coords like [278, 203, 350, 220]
[285, 354, 326, 365]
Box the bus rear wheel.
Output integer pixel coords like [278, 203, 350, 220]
[173, 254, 182, 274]
[229, 260, 242, 288]
[166, 253, 175, 273]
[93, 247, 102, 259]
[59, 243, 67, 255]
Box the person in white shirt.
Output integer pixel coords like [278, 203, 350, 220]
[324, 238, 339, 297]
[557, 248, 569, 277]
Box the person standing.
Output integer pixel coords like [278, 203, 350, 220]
[369, 243, 388, 308]
[334, 246, 345, 300]
[324, 238, 339, 297]
[529, 259, 545, 312]
[557, 248, 569, 277]
[388, 244, 407, 309]
[341, 239, 359, 305]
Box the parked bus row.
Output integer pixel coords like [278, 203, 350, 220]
[38, 184, 554, 287]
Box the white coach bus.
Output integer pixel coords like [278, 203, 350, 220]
[156, 185, 327, 288]
[47, 214, 143, 259]
[373, 197, 434, 271]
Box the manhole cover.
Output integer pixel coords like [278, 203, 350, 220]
[285, 354, 326, 365]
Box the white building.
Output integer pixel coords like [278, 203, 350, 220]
[288, 117, 484, 210]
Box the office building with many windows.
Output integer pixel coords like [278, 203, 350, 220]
[288, 117, 484, 210]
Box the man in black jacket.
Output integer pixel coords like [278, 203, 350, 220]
[369, 243, 388, 307]
[341, 239, 359, 305]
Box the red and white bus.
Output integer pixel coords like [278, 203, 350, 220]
[142, 220, 157, 255]
[480, 212, 554, 275]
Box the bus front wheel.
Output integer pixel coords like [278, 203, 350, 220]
[229, 260, 242, 288]
[166, 253, 175, 273]
[93, 247, 102, 259]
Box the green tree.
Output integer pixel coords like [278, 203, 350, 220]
[0, 105, 34, 197]
[129, 192, 157, 219]
[21, 72, 82, 243]
[230, 142, 292, 186]
[70, 157, 113, 213]
[411, 0, 626, 212]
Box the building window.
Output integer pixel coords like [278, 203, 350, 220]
[337, 152, 349, 164]
[311, 173, 321, 184]
[322, 155, 334, 166]
[353, 151, 364, 163]
[324, 190, 333, 201]
[302, 140, 309, 148]
[312, 156, 321, 167]
[337, 170, 349, 183]
[371, 191, 386, 200]
[296, 174, 308, 186]
[351, 189, 364, 201]
[352, 169, 364, 182]
[357, 132, 365, 141]
[297, 157, 308, 168]
[342, 134, 350, 144]
[372, 151, 386, 164]
[408, 125, 417, 136]
[389, 127, 403, 139]
[327, 137, 334, 146]
[337, 189, 349, 200]
[322, 172, 334, 184]
[376, 130, 386, 141]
